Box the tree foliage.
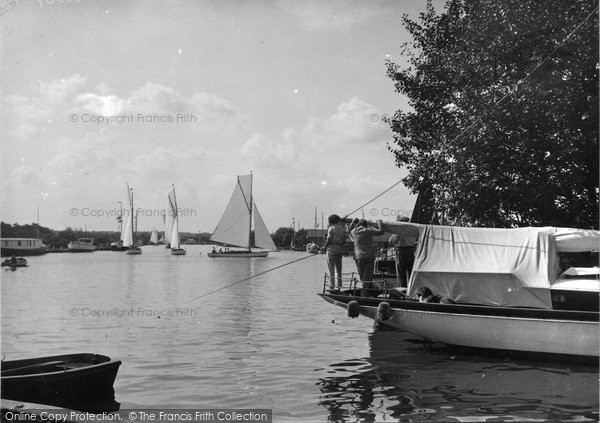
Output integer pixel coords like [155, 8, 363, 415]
[387, 0, 598, 228]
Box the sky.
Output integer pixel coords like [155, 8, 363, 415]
[1, 0, 434, 234]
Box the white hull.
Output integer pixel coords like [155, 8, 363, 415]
[320, 295, 599, 358]
[208, 251, 268, 258]
[67, 243, 96, 252]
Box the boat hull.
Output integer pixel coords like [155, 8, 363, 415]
[171, 249, 186, 255]
[208, 251, 268, 258]
[319, 294, 599, 358]
[68, 246, 96, 252]
[1, 259, 28, 267]
[1, 246, 48, 257]
[126, 248, 142, 255]
[1, 353, 121, 412]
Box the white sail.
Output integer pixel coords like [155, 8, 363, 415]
[171, 216, 180, 249]
[121, 211, 133, 247]
[120, 183, 134, 247]
[165, 189, 176, 244]
[210, 174, 253, 248]
[150, 229, 159, 244]
[167, 186, 182, 249]
[253, 204, 276, 250]
[119, 214, 126, 242]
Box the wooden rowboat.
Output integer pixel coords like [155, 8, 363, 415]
[1, 353, 121, 412]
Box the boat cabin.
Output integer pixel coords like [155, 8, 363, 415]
[377, 223, 599, 311]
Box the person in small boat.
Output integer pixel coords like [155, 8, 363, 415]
[211, 247, 216, 254]
[10, 255, 17, 265]
[349, 218, 384, 297]
[387, 217, 417, 288]
[218, 248, 223, 253]
[321, 214, 345, 291]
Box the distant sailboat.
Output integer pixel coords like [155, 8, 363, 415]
[149, 228, 159, 245]
[125, 184, 142, 255]
[208, 173, 276, 258]
[164, 197, 175, 249]
[168, 186, 186, 255]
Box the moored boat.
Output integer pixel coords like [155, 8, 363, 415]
[208, 173, 276, 258]
[306, 242, 320, 254]
[1, 353, 121, 412]
[1, 238, 48, 257]
[319, 222, 599, 359]
[1, 257, 28, 267]
[67, 238, 96, 252]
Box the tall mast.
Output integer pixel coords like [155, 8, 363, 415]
[248, 172, 253, 251]
[118, 201, 123, 235]
[321, 211, 324, 245]
[36, 205, 40, 239]
[171, 184, 178, 249]
[130, 187, 135, 246]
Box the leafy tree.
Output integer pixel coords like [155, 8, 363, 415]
[294, 228, 309, 248]
[386, 0, 598, 228]
[272, 227, 295, 248]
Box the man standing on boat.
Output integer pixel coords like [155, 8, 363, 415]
[388, 217, 417, 288]
[349, 218, 384, 297]
[321, 214, 345, 291]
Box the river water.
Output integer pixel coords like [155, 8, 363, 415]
[1, 247, 598, 422]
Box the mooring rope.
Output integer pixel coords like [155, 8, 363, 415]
[188, 253, 319, 303]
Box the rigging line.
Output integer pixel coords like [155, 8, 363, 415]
[188, 253, 320, 303]
[343, 179, 405, 219]
[343, 6, 598, 220]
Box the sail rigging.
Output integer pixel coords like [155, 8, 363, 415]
[150, 229, 159, 244]
[210, 173, 275, 251]
[121, 184, 134, 248]
[168, 187, 181, 250]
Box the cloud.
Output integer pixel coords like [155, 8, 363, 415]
[241, 133, 298, 167]
[303, 96, 390, 146]
[37, 74, 88, 103]
[77, 93, 126, 116]
[278, 0, 388, 32]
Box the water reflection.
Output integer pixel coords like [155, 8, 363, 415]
[318, 325, 599, 422]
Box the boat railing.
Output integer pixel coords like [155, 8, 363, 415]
[322, 273, 406, 298]
[322, 272, 359, 294]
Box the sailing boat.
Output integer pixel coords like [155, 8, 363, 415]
[168, 186, 186, 255]
[149, 228, 159, 245]
[125, 184, 142, 255]
[306, 206, 320, 253]
[208, 173, 276, 258]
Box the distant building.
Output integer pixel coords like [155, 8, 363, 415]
[305, 228, 326, 245]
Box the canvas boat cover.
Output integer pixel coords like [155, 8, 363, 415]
[382, 223, 599, 309]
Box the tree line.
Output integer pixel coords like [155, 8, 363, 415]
[0, 222, 212, 248]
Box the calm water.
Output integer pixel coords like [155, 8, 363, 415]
[1, 247, 598, 422]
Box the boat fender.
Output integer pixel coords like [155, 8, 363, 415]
[376, 302, 392, 321]
[347, 300, 360, 318]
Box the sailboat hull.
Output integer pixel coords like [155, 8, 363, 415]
[208, 251, 268, 258]
[171, 249, 186, 255]
[126, 248, 142, 255]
